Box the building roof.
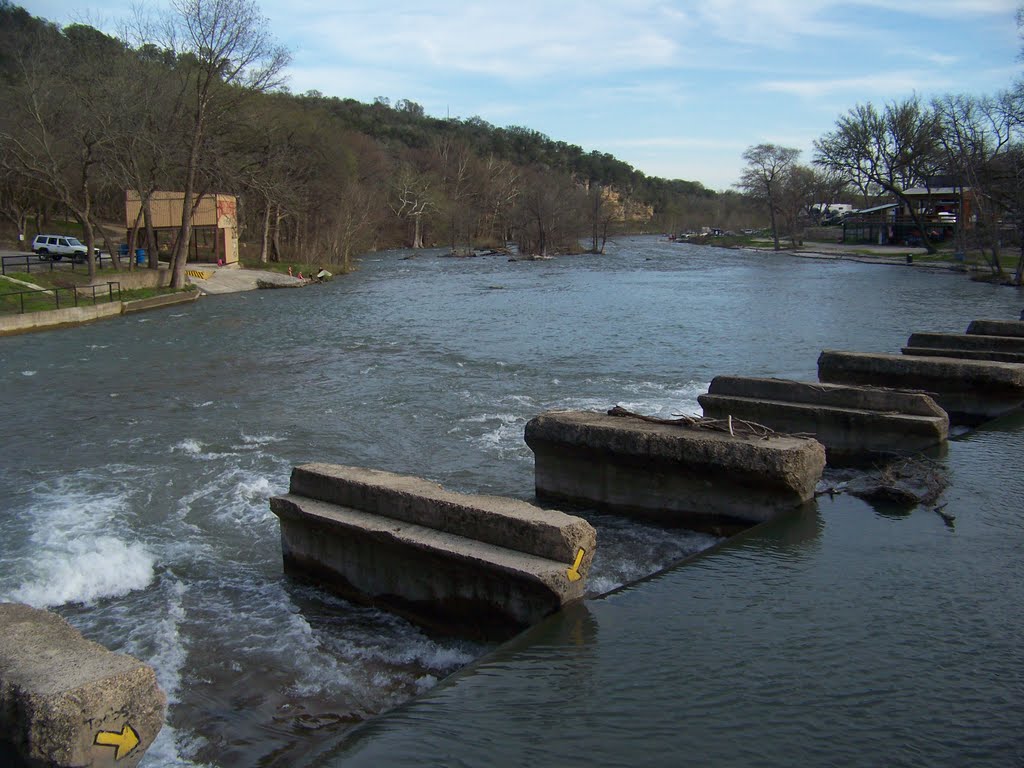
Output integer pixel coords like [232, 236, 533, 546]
[902, 186, 969, 197]
[856, 203, 900, 214]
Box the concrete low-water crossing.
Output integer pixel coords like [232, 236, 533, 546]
[1, 237, 1021, 766]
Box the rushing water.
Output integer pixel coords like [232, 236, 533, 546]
[1, 237, 1021, 766]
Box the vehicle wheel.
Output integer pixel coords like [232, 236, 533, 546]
[37, 249, 48, 260]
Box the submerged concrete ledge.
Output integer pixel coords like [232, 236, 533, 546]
[524, 410, 825, 531]
[818, 350, 1024, 425]
[0, 602, 166, 768]
[271, 464, 595, 640]
[698, 375, 948, 463]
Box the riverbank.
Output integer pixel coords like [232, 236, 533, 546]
[769, 240, 953, 270]
[184, 263, 305, 294]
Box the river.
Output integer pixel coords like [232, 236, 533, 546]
[1, 237, 1020, 766]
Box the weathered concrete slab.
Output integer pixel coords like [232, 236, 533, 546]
[818, 350, 1024, 425]
[123, 290, 200, 314]
[966, 319, 1024, 338]
[901, 331, 1024, 363]
[524, 410, 825, 531]
[0, 302, 122, 337]
[271, 465, 596, 640]
[901, 347, 1024, 364]
[698, 376, 948, 463]
[289, 464, 593, 564]
[0, 603, 166, 768]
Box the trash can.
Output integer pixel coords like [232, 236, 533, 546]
[118, 244, 129, 259]
[135, 248, 146, 266]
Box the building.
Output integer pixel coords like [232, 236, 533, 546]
[125, 191, 239, 264]
[843, 177, 974, 246]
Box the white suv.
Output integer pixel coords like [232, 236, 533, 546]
[32, 234, 97, 262]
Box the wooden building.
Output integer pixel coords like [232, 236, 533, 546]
[125, 191, 239, 264]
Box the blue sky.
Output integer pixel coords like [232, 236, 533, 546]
[25, 0, 1023, 190]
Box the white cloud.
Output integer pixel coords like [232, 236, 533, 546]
[758, 72, 953, 98]
[279, 0, 687, 82]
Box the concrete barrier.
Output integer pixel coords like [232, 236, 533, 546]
[698, 376, 948, 464]
[524, 410, 825, 531]
[89, 267, 172, 291]
[123, 291, 199, 314]
[0, 302, 123, 337]
[818, 350, 1024, 425]
[902, 332, 1024, 363]
[270, 464, 596, 640]
[0, 603, 165, 768]
[966, 319, 1024, 338]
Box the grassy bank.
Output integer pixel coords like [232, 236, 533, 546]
[0, 271, 194, 315]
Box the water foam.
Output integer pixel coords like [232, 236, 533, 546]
[11, 537, 155, 607]
[3, 482, 156, 608]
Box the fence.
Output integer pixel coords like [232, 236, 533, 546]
[1, 253, 116, 276]
[0, 282, 121, 315]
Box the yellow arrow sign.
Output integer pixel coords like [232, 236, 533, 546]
[566, 548, 586, 582]
[94, 724, 139, 760]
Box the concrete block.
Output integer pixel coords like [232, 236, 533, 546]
[698, 376, 948, 463]
[271, 465, 596, 640]
[901, 347, 1024, 364]
[902, 332, 1024, 363]
[524, 410, 825, 530]
[289, 464, 593, 564]
[818, 350, 1024, 425]
[0, 603, 165, 768]
[966, 319, 1024, 338]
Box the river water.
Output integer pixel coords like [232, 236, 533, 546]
[1, 238, 1020, 766]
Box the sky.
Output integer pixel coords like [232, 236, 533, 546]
[23, 0, 1024, 190]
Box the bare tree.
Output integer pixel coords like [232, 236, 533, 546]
[814, 98, 943, 253]
[390, 164, 435, 248]
[0, 26, 121, 279]
[433, 135, 477, 254]
[585, 183, 615, 254]
[774, 165, 820, 247]
[934, 91, 1020, 275]
[157, 0, 289, 287]
[737, 144, 800, 250]
[514, 167, 583, 258]
[478, 155, 519, 245]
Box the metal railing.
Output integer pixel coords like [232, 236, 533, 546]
[1, 253, 116, 276]
[0, 281, 121, 314]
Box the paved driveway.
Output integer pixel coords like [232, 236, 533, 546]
[186, 265, 305, 294]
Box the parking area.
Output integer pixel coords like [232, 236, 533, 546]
[0, 250, 117, 277]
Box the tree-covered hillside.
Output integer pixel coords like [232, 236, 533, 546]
[0, 0, 762, 284]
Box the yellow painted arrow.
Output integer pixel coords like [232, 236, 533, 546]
[94, 724, 139, 760]
[566, 548, 586, 582]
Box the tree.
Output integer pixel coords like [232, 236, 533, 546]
[514, 167, 584, 257]
[737, 144, 800, 250]
[390, 163, 435, 249]
[814, 98, 942, 253]
[157, 0, 289, 287]
[0, 22, 122, 279]
[773, 165, 820, 247]
[933, 91, 1020, 275]
[584, 183, 615, 254]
